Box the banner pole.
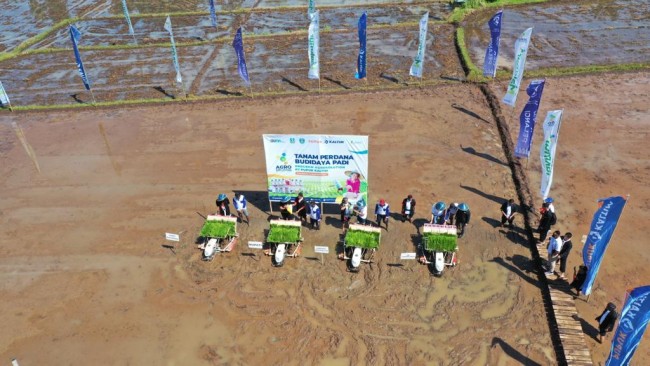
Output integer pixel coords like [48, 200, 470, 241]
[586, 194, 630, 302]
[89, 89, 97, 105]
[249, 84, 254, 99]
[318, 78, 321, 93]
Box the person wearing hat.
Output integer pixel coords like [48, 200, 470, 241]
[279, 197, 293, 220]
[545, 197, 555, 213]
[401, 194, 416, 223]
[309, 201, 321, 230]
[354, 199, 368, 225]
[340, 197, 353, 227]
[375, 199, 390, 230]
[455, 203, 471, 238]
[430, 202, 446, 225]
[595, 302, 618, 343]
[233, 193, 249, 224]
[293, 192, 308, 224]
[215, 193, 231, 216]
[445, 202, 459, 225]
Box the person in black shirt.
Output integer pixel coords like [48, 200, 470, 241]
[500, 199, 516, 228]
[293, 192, 307, 224]
[595, 302, 618, 343]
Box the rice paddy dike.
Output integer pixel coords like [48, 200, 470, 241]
[0, 0, 648, 109]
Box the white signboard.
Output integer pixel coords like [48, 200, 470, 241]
[248, 241, 264, 249]
[165, 233, 180, 242]
[262, 134, 369, 204]
[314, 246, 330, 254]
[400, 253, 417, 260]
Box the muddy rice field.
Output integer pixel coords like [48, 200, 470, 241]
[1, 0, 649, 365]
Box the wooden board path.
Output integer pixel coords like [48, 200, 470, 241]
[536, 242, 594, 365]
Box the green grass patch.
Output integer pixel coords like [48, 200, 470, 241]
[345, 229, 380, 249]
[422, 232, 457, 252]
[448, 0, 548, 23]
[200, 220, 236, 238]
[455, 27, 488, 82]
[524, 62, 650, 78]
[267, 224, 301, 243]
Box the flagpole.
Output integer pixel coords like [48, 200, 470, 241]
[89, 89, 97, 105]
[318, 78, 321, 93]
[586, 194, 631, 303]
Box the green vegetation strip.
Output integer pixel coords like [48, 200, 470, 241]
[267, 224, 301, 243]
[422, 232, 457, 252]
[200, 220, 236, 238]
[0, 17, 81, 62]
[455, 27, 488, 82]
[448, 0, 548, 23]
[345, 230, 380, 249]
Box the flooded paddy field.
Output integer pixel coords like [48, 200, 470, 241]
[0, 24, 463, 106]
[0, 84, 555, 364]
[463, 0, 650, 70]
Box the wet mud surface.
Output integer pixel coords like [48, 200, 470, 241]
[463, 0, 650, 71]
[0, 24, 463, 106]
[0, 84, 555, 364]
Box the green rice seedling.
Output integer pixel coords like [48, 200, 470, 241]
[345, 230, 380, 249]
[422, 232, 457, 252]
[200, 220, 236, 238]
[267, 224, 301, 243]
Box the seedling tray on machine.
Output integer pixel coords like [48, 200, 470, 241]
[345, 224, 381, 249]
[200, 215, 238, 238]
[422, 224, 457, 252]
[267, 219, 302, 243]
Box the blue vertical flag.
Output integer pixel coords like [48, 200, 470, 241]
[121, 0, 135, 37]
[355, 12, 367, 80]
[606, 286, 650, 366]
[483, 10, 503, 78]
[0, 81, 11, 108]
[209, 0, 217, 28]
[582, 196, 628, 295]
[69, 25, 91, 91]
[164, 16, 183, 85]
[232, 27, 250, 86]
[514, 79, 545, 158]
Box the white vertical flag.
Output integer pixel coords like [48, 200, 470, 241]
[164, 16, 183, 85]
[503, 27, 533, 106]
[0, 81, 11, 108]
[540, 110, 563, 199]
[308, 11, 320, 79]
[409, 12, 429, 78]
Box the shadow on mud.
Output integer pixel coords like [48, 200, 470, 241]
[461, 145, 507, 166]
[491, 337, 542, 366]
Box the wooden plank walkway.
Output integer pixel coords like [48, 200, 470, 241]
[536, 242, 594, 366]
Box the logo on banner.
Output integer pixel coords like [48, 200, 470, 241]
[299, 138, 306, 144]
[275, 152, 292, 172]
[290, 138, 296, 144]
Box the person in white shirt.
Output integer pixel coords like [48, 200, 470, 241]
[545, 230, 562, 275]
[233, 193, 249, 224]
[500, 199, 516, 228]
[354, 199, 368, 225]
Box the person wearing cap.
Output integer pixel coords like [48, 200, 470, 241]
[233, 193, 249, 224]
[455, 203, 471, 238]
[340, 197, 353, 227]
[545, 197, 555, 213]
[445, 202, 459, 225]
[279, 197, 293, 220]
[430, 202, 446, 225]
[401, 194, 416, 223]
[354, 199, 368, 225]
[293, 192, 308, 224]
[375, 199, 390, 230]
[500, 198, 517, 228]
[309, 201, 321, 230]
[215, 193, 231, 216]
[595, 302, 618, 343]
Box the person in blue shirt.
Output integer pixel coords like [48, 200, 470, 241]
[233, 193, 249, 224]
[309, 201, 321, 230]
[375, 199, 390, 231]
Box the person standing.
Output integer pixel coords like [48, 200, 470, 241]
[354, 199, 368, 225]
[500, 199, 517, 228]
[538, 203, 556, 242]
[557, 232, 573, 280]
[430, 202, 446, 225]
[595, 302, 618, 343]
[455, 203, 471, 238]
[375, 199, 390, 231]
[571, 265, 587, 296]
[545, 197, 555, 214]
[279, 198, 293, 220]
[293, 192, 308, 224]
[401, 194, 416, 222]
[545, 230, 562, 275]
[216, 193, 231, 216]
[308, 201, 321, 230]
[445, 202, 459, 225]
[340, 197, 352, 228]
[233, 193, 249, 224]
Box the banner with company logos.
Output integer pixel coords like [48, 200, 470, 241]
[262, 134, 369, 204]
[606, 285, 650, 366]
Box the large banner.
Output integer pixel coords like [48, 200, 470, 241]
[263, 135, 369, 204]
[514, 79, 545, 158]
[409, 12, 429, 78]
[540, 109, 562, 198]
[503, 27, 533, 106]
[582, 196, 627, 295]
[606, 286, 650, 366]
[483, 10, 503, 78]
